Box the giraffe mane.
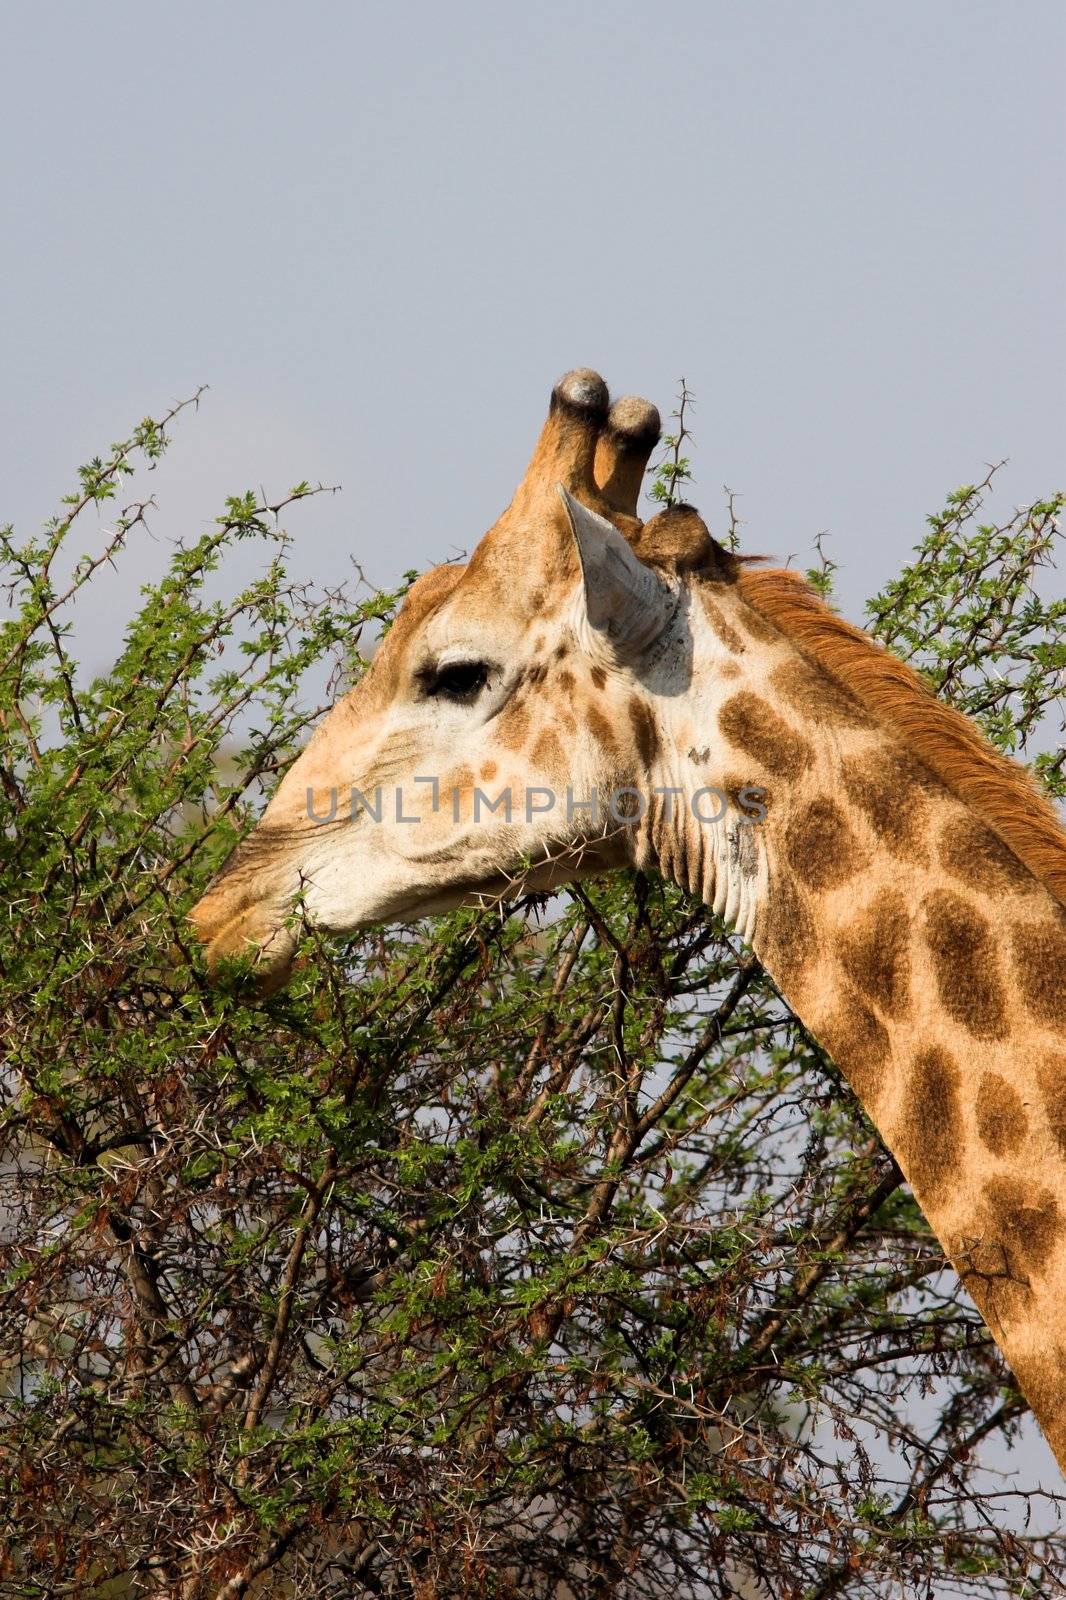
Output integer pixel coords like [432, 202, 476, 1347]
[735, 563, 1066, 909]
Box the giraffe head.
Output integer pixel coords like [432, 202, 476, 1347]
[190, 370, 735, 987]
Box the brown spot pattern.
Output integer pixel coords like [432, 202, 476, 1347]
[894, 1046, 962, 1206]
[628, 697, 660, 767]
[590, 665, 607, 691]
[718, 692, 813, 778]
[983, 1176, 1062, 1275]
[497, 701, 530, 752]
[975, 1073, 1028, 1157]
[723, 772, 771, 819]
[479, 761, 498, 783]
[1036, 1055, 1066, 1159]
[771, 659, 873, 729]
[736, 601, 779, 644]
[557, 668, 575, 692]
[531, 729, 564, 772]
[922, 890, 1009, 1040]
[785, 796, 867, 891]
[841, 748, 932, 864]
[1011, 913, 1066, 1027]
[761, 871, 814, 995]
[1001, 1344, 1066, 1451]
[959, 1241, 1030, 1327]
[733, 561, 1066, 906]
[700, 594, 746, 655]
[836, 892, 911, 1016]
[816, 984, 892, 1104]
[585, 704, 620, 761]
[443, 766, 475, 818]
[939, 815, 1033, 895]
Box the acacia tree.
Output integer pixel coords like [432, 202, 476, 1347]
[0, 393, 1063, 1600]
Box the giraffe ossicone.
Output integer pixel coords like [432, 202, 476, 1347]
[189, 369, 1066, 1471]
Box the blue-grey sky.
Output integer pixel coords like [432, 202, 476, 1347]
[3, 0, 1064, 1496]
[2, 0, 1063, 635]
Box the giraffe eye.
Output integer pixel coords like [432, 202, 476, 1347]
[422, 660, 491, 703]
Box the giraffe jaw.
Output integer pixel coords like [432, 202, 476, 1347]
[191, 832, 630, 992]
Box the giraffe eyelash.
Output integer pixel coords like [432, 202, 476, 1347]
[418, 660, 492, 703]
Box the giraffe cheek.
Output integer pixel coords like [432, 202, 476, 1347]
[530, 728, 565, 776]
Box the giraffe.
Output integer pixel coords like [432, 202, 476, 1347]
[190, 369, 1066, 1468]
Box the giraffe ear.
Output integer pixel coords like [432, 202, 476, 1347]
[558, 486, 675, 659]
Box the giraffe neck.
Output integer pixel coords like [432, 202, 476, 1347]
[640, 575, 1066, 1468]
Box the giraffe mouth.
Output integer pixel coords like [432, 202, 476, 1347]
[188, 824, 631, 994]
[190, 857, 611, 995]
[191, 900, 301, 993]
[189, 868, 526, 994]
